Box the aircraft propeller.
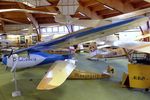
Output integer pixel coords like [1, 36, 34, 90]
[8, 48, 14, 58]
[2, 48, 19, 72]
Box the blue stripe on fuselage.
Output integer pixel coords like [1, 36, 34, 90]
[30, 51, 50, 57]
[37, 54, 70, 65]
[30, 51, 72, 66]
[2, 56, 7, 65]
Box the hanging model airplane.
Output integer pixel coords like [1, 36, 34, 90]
[1, 16, 149, 90]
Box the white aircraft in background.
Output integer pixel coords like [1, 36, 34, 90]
[0, 39, 15, 50]
[0, 39, 11, 44]
[2, 16, 150, 90]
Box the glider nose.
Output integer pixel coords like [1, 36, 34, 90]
[2, 56, 7, 65]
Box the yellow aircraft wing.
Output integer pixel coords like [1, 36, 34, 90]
[37, 60, 76, 90]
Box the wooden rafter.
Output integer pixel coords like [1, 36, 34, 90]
[132, 1, 150, 9]
[91, 4, 106, 12]
[47, 0, 59, 5]
[97, 9, 120, 16]
[103, 12, 121, 18]
[0, 20, 5, 33]
[96, 0, 135, 13]
[17, 2, 41, 41]
[0, 0, 150, 25]
[0, 17, 22, 24]
[0, 14, 6, 33]
[78, 3, 102, 19]
[83, 0, 99, 7]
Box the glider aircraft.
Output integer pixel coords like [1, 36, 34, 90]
[1, 16, 149, 90]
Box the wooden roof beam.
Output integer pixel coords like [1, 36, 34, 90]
[133, 1, 150, 9]
[103, 12, 121, 18]
[0, 15, 5, 33]
[0, 1, 17, 5]
[47, 0, 59, 5]
[97, 9, 119, 16]
[78, 3, 102, 19]
[83, 1, 99, 7]
[17, 3, 39, 26]
[91, 5, 106, 12]
[96, 0, 135, 13]
[29, 6, 59, 13]
[17, 2, 41, 41]
[0, 17, 22, 24]
[45, 6, 60, 16]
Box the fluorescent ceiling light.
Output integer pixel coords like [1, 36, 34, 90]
[104, 5, 114, 10]
[22, 2, 36, 8]
[22, 28, 28, 31]
[78, 12, 86, 16]
[22, 27, 36, 31]
[144, 0, 150, 3]
[27, 17, 31, 22]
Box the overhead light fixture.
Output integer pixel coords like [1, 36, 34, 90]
[144, 0, 150, 3]
[22, 27, 36, 31]
[22, 2, 36, 8]
[22, 28, 28, 31]
[78, 12, 86, 16]
[104, 5, 114, 10]
[27, 17, 31, 22]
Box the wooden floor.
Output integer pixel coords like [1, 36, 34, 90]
[0, 53, 149, 100]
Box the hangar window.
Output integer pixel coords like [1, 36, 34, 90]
[41, 28, 47, 33]
[59, 26, 65, 32]
[73, 26, 85, 31]
[74, 26, 80, 31]
[52, 27, 58, 33]
[80, 26, 85, 29]
[40, 25, 85, 35]
[64, 26, 68, 32]
[47, 28, 53, 33]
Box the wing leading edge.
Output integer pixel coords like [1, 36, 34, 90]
[14, 17, 149, 54]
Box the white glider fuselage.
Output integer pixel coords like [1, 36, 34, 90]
[2, 52, 71, 69]
[6, 54, 44, 68]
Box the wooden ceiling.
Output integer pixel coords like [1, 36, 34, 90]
[0, 0, 150, 33]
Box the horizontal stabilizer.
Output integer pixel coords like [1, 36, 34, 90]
[37, 60, 76, 90]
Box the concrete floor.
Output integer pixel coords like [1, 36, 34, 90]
[0, 53, 150, 100]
